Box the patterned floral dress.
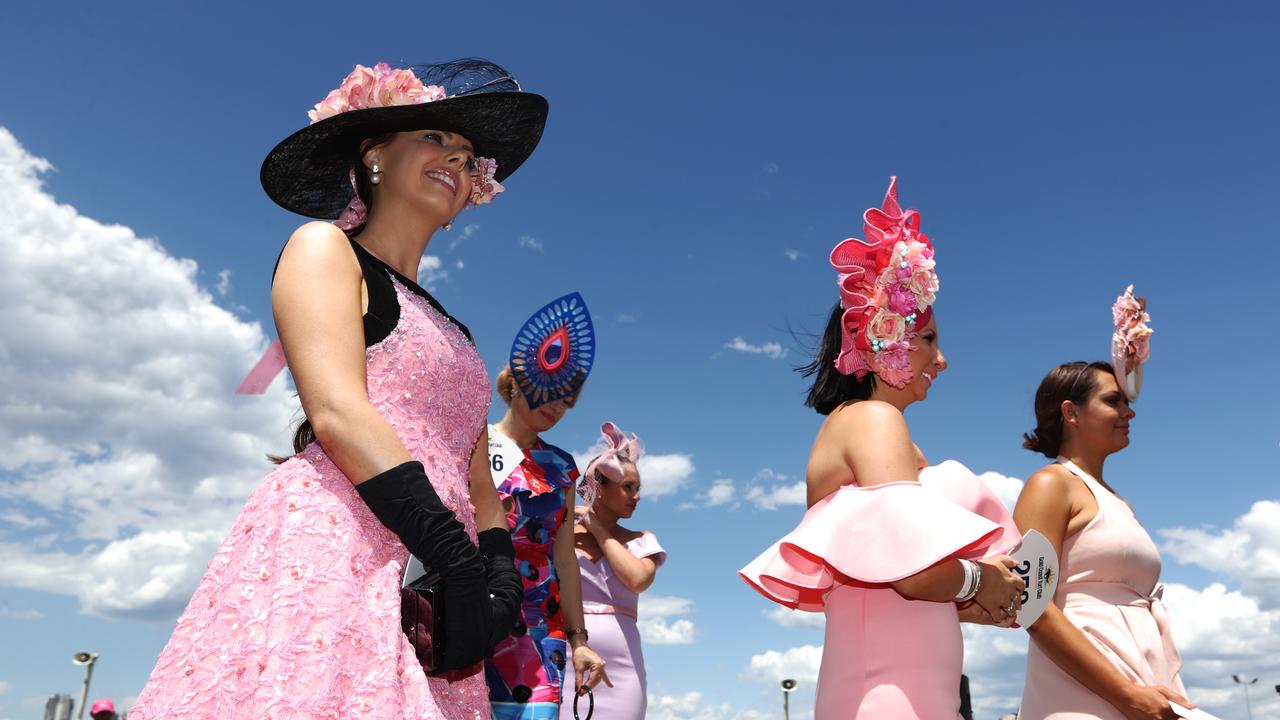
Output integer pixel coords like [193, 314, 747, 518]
[485, 439, 579, 720]
[130, 242, 493, 720]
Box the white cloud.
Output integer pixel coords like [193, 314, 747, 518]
[0, 680, 8, 695]
[447, 222, 480, 252]
[615, 313, 637, 324]
[646, 692, 755, 720]
[703, 479, 736, 507]
[0, 606, 44, 620]
[518, 235, 544, 253]
[416, 254, 448, 290]
[784, 248, 801, 262]
[1160, 501, 1280, 608]
[455, 260, 464, 270]
[765, 162, 780, 177]
[215, 269, 232, 296]
[765, 606, 825, 629]
[742, 644, 823, 686]
[724, 336, 787, 360]
[636, 454, 695, 499]
[977, 471, 1024, 512]
[745, 468, 806, 511]
[638, 595, 695, 645]
[0, 127, 295, 621]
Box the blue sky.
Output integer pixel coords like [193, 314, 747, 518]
[1, 2, 1278, 718]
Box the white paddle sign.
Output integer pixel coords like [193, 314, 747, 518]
[1009, 529, 1059, 628]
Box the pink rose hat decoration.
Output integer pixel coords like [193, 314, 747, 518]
[829, 177, 939, 388]
[1111, 284, 1152, 401]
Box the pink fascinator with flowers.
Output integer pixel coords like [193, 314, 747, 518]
[829, 177, 939, 388]
[580, 422, 643, 505]
[1110, 285, 1152, 401]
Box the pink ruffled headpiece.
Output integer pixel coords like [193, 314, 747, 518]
[829, 177, 939, 388]
[1110, 284, 1152, 401]
[580, 422, 643, 504]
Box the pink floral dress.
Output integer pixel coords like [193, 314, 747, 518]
[130, 242, 493, 720]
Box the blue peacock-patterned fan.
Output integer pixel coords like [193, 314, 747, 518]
[509, 292, 595, 409]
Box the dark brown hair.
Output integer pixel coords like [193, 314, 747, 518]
[799, 302, 876, 415]
[1022, 361, 1115, 458]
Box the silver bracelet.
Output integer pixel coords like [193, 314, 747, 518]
[954, 559, 978, 601]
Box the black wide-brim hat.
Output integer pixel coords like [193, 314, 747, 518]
[260, 58, 548, 219]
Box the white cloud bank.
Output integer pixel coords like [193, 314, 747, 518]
[724, 336, 787, 360]
[638, 594, 696, 645]
[0, 127, 296, 621]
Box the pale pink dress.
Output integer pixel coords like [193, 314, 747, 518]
[741, 460, 1022, 720]
[1018, 460, 1184, 720]
[130, 274, 493, 720]
[559, 533, 666, 720]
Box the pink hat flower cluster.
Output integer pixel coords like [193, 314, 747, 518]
[1111, 284, 1152, 374]
[829, 177, 939, 388]
[311, 63, 504, 210]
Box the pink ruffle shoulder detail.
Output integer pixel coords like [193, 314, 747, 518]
[740, 460, 1019, 612]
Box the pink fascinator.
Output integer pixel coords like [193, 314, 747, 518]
[829, 177, 939, 388]
[1110, 284, 1152, 401]
[580, 422, 643, 505]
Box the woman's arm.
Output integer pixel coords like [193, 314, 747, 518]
[469, 427, 508, 532]
[272, 223, 410, 480]
[1016, 469, 1190, 720]
[812, 402, 1025, 616]
[554, 486, 611, 692]
[579, 511, 659, 593]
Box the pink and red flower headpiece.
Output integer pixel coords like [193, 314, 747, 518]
[829, 177, 940, 388]
[1111, 284, 1152, 401]
[580, 422, 643, 505]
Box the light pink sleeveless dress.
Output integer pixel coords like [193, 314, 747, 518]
[741, 460, 1022, 720]
[559, 533, 666, 720]
[1018, 459, 1184, 720]
[130, 274, 493, 720]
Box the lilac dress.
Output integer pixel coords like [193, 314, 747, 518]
[559, 533, 666, 720]
[131, 243, 493, 720]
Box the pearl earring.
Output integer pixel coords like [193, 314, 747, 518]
[370, 163, 382, 185]
[443, 222, 453, 231]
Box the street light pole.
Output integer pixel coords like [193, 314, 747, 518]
[780, 679, 797, 720]
[72, 652, 98, 720]
[1233, 674, 1258, 720]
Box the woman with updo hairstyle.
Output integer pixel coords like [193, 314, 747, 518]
[559, 422, 666, 720]
[740, 178, 1027, 719]
[132, 60, 546, 719]
[1015, 288, 1193, 720]
[485, 294, 611, 720]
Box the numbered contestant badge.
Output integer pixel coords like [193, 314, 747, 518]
[1009, 529, 1060, 628]
[487, 424, 523, 488]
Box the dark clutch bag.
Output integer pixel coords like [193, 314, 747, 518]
[401, 565, 483, 682]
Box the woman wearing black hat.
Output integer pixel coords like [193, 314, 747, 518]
[130, 59, 547, 720]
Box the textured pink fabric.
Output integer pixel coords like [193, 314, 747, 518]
[740, 460, 1020, 719]
[560, 534, 666, 720]
[1019, 461, 1185, 720]
[130, 276, 493, 720]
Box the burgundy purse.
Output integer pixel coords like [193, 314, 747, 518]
[401, 566, 483, 681]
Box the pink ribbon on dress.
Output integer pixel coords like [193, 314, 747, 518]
[581, 601, 638, 619]
[1061, 581, 1183, 680]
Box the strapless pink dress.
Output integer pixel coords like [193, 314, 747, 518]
[741, 460, 1021, 720]
[1018, 460, 1184, 720]
[559, 533, 666, 720]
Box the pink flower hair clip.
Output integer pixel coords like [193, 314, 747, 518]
[829, 177, 939, 388]
[580, 422, 644, 505]
[1111, 284, 1152, 401]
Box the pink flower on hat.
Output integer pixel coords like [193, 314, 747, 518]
[1111, 284, 1153, 371]
[308, 63, 446, 124]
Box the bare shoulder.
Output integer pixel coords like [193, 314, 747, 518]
[1018, 464, 1076, 503]
[831, 399, 907, 427]
[276, 222, 358, 277]
[615, 525, 646, 544]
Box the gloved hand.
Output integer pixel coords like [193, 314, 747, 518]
[478, 527, 523, 652]
[357, 461, 491, 670]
